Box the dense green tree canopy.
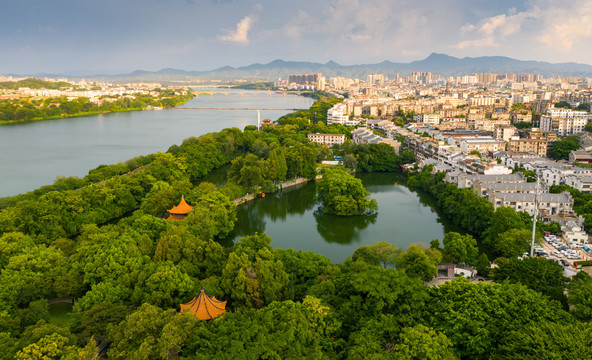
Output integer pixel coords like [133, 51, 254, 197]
[0, 99, 588, 359]
[492, 257, 568, 305]
[317, 167, 378, 216]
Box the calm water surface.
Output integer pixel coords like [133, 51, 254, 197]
[229, 172, 455, 263]
[0, 94, 312, 196]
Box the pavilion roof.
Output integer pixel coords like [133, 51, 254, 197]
[168, 196, 193, 215]
[180, 288, 227, 321]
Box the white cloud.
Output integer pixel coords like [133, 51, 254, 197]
[536, 0, 592, 51]
[456, 0, 592, 53]
[218, 16, 253, 43]
[454, 37, 498, 50]
[280, 0, 432, 59]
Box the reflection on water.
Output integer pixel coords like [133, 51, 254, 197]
[228, 172, 449, 263]
[314, 210, 377, 244]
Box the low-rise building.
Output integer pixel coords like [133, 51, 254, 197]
[307, 133, 346, 146]
[510, 111, 532, 124]
[562, 221, 589, 244]
[456, 173, 526, 189]
[413, 113, 440, 125]
[494, 124, 517, 142]
[351, 128, 401, 153]
[458, 137, 505, 154]
[327, 103, 360, 126]
[508, 137, 549, 157]
[569, 150, 592, 164]
[488, 191, 573, 216]
[476, 182, 540, 197]
[540, 108, 590, 135]
[564, 175, 592, 192]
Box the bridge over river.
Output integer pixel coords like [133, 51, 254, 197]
[194, 90, 308, 97]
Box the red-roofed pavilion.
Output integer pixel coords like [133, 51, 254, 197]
[167, 196, 193, 220]
[180, 288, 227, 320]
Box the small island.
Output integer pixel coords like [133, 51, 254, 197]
[317, 167, 378, 216]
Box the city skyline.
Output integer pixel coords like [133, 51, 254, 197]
[2, 0, 592, 74]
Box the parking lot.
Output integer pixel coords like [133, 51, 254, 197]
[536, 234, 592, 268]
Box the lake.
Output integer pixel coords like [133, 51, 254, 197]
[228, 172, 454, 263]
[0, 93, 313, 196]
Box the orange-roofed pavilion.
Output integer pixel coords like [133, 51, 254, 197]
[167, 196, 193, 220]
[180, 288, 227, 320]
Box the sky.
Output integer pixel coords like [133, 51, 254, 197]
[2, 0, 592, 74]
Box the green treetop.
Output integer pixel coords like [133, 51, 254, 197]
[317, 167, 377, 216]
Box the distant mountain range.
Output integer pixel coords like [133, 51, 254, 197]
[15, 53, 592, 82]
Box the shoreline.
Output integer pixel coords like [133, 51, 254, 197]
[0, 94, 195, 127]
[233, 175, 321, 206]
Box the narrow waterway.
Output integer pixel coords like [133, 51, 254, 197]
[228, 172, 456, 263]
[0, 94, 313, 196]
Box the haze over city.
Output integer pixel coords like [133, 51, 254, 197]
[3, 0, 592, 74]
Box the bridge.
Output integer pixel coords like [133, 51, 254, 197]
[193, 90, 309, 97]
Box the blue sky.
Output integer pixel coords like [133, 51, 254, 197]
[2, 0, 591, 74]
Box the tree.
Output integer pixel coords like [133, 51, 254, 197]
[220, 233, 290, 310]
[228, 154, 266, 190]
[182, 298, 338, 359]
[442, 232, 478, 264]
[107, 304, 197, 360]
[352, 242, 400, 268]
[265, 147, 288, 184]
[398, 150, 415, 165]
[317, 167, 377, 216]
[554, 101, 571, 109]
[427, 279, 570, 360]
[483, 206, 531, 250]
[346, 320, 457, 360]
[342, 153, 357, 170]
[396, 245, 440, 282]
[547, 137, 580, 160]
[15, 333, 91, 360]
[494, 321, 592, 360]
[494, 228, 532, 257]
[567, 271, 592, 321]
[390, 325, 458, 360]
[333, 264, 429, 334]
[71, 302, 131, 344]
[492, 257, 568, 305]
[475, 253, 491, 277]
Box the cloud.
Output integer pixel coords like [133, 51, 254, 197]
[218, 16, 253, 43]
[454, 37, 498, 50]
[536, 0, 592, 51]
[456, 0, 592, 53]
[280, 0, 431, 59]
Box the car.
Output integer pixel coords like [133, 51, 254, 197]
[561, 260, 570, 266]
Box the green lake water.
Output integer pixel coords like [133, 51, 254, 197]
[228, 172, 458, 263]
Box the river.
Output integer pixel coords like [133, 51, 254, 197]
[0, 93, 313, 197]
[228, 172, 456, 263]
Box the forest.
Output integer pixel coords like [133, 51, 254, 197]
[0, 96, 590, 359]
[0, 88, 194, 124]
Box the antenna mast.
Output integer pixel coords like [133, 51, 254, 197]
[530, 176, 540, 257]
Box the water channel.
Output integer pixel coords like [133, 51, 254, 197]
[0, 93, 313, 197]
[228, 172, 456, 263]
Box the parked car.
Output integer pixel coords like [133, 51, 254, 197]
[561, 259, 570, 267]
